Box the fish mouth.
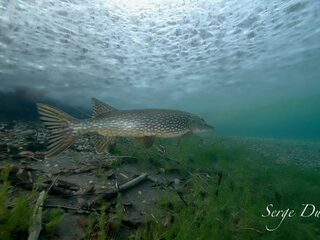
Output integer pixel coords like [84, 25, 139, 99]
[204, 124, 214, 131]
[193, 124, 214, 133]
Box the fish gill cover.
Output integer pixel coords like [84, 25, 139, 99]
[0, 0, 320, 139]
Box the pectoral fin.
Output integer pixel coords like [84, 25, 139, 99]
[177, 137, 182, 146]
[177, 131, 192, 146]
[137, 136, 156, 148]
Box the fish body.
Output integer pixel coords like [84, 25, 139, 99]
[76, 109, 192, 137]
[37, 98, 213, 157]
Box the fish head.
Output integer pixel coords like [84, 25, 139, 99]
[189, 115, 214, 133]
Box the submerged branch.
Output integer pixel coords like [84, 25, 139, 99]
[92, 173, 148, 204]
[41, 204, 98, 214]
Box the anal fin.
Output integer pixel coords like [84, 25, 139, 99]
[95, 137, 116, 154]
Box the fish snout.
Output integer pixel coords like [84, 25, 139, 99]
[204, 123, 214, 132]
[192, 123, 214, 133]
[205, 124, 214, 131]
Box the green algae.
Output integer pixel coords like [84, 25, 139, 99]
[129, 137, 320, 240]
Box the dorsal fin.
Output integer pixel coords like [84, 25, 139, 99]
[92, 98, 118, 118]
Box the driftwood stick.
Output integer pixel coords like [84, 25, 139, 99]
[47, 175, 59, 192]
[239, 227, 263, 234]
[118, 173, 148, 192]
[176, 190, 188, 206]
[215, 171, 223, 197]
[0, 165, 79, 197]
[28, 190, 46, 240]
[42, 204, 98, 214]
[52, 166, 107, 176]
[100, 173, 148, 200]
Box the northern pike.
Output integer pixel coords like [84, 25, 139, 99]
[37, 98, 213, 157]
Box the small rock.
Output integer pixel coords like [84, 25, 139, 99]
[123, 202, 132, 207]
[106, 170, 114, 179]
[7, 144, 19, 155]
[17, 151, 34, 158]
[78, 198, 85, 205]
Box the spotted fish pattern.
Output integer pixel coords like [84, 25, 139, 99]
[76, 109, 191, 137]
[37, 98, 213, 157]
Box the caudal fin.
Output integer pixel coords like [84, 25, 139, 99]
[37, 103, 79, 158]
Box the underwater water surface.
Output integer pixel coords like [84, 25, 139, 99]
[1, 0, 320, 140]
[0, 0, 320, 239]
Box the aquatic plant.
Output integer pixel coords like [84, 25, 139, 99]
[0, 166, 33, 240]
[129, 137, 320, 239]
[84, 198, 125, 240]
[43, 208, 64, 235]
[97, 204, 108, 240]
[0, 165, 65, 239]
